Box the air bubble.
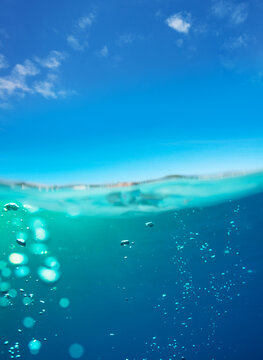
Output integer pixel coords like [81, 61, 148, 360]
[38, 267, 61, 284]
[145, 222, 154, 227]
[59, 297, 70, 308]
[28, 339, 41, 355]
[35, 228, 48, 242]
[120, 240, 129, 246]
[0, 296, 10, 307]
[69, 343, 84, 359]
[30, 243, 48, 255]
[2, 267, 11, 278]
[4, 203, 19, 211]
[0, 281, 10, 293]
[9, 253, 28, 265]
[23, 317, 35, 328]
[44, 257, 60, 270]
[16, 238, 26, 247]
[15, 266, 30, 278]
[23, 297, 33, 306]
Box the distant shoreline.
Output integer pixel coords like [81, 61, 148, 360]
[0, 169, 262, 190]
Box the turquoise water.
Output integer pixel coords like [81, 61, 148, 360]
[0, 171, 263, 359]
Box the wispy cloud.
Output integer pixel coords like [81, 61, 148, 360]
[13, 59, 39, 77]
[33, 73, 59, 99]
[231, 3, 248, 24]
[0, 59, 38, 100]
[67, 13, 95, 52]
[78, 13, 95, 30]
[0, 75, 29, 98]
[166, 13, 191, 34]
[0, 52, 70, 107]
[33, 80, 57, 99]
[211, 1, 248, 25]
[222, 34, 249, 49]
[176, 38, 184, 47]
[117, 33, 136, 45]
[35, 50, 66, 69]
[0, 54, 8, 69]
[116, 33, 144, 49]
[67, 35, 88, 51]
[98, 45, 108, 57]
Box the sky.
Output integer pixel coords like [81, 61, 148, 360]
[0, 0, 263, 184]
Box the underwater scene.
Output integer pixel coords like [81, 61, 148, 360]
[0, 171, 263, 360]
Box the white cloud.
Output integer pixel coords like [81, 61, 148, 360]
[35, 50, 66, 69]
[33, 80, 57, 99]
[0, 53, 71, 107]
[13, 59, 39, 77]
[78, 13, 95, 29]
[212, 1, 248, 25]
[166, 13, 191, 34]
[98, 45, 108, 57]
[0, 60, 38, 100]
[0, 54, 8, 69]
[33, 73, 73, 99]
[0, 77, 29, 97]
[67, 35, 87, 51]
[66, 14, 94, 52]
[66, 14, 94, 53]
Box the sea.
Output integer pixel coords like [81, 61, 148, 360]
[0, 171, 263, 360]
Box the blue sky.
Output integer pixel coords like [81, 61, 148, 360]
[0, 0, 263, 184]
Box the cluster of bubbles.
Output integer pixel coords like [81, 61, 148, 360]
[0, 202, 84, 359]
[2, 199, 251, 360]
[143, 206, 254, 359]
[3, 341, 21, 358]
